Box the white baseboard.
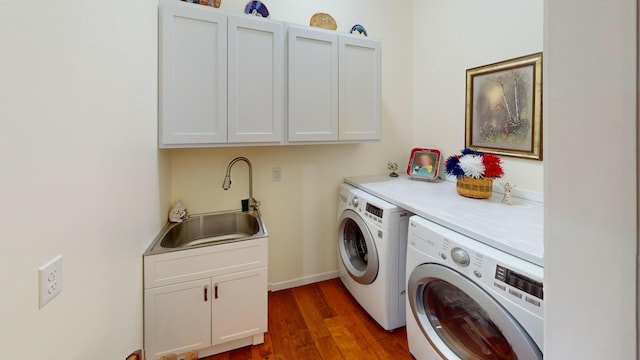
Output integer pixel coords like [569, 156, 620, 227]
[269, 270, 339, 292]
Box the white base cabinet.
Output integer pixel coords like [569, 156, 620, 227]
[211, 268, 267, 346]
[144, 279, 213, 356]
[143, 238, 268, 360]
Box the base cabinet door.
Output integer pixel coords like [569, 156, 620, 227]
[144, 278, 212, 359]
[211, 268, 268, 345]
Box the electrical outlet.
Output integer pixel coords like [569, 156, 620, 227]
[38, 255, 63, 308]
[272, 167, 282, 182]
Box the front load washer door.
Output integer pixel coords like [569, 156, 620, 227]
[408, 263, 542, 360]
[338, 209, 379, 284]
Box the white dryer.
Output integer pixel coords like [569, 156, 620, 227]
[406, 215, 543, 360]
[337, 183, 412, 331]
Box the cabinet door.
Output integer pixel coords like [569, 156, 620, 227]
[144, 278, 212, 359]
[211, 268, 268, 345]
[339, 35, 382, 141]
[159, 1, 227, 146]
[288, 26, 339, 142]
[228, 16, 284, 143]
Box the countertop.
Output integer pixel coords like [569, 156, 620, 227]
[344, 174, 544, 267]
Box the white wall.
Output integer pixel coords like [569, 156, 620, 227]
[167, 0, 414, 287]
[0, 1, 165, 358]
[544, 0, 637, 358]
[5, 1, 634, 358]
[412, 1, 544, 193]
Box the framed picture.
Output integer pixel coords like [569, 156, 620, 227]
[465, 53, 543, 160]
[406, 148, 441, 180]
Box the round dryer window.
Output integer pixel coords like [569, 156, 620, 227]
[338, 209, 379, 284]
[424, 280, 516, 360]
[408, 263, 542, 360]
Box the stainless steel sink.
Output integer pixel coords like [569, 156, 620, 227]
[145, 210, 268, 255]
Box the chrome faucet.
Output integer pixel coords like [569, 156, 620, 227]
[222, 157, 260, 212]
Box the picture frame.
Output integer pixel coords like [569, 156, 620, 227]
[406, 148, 441, 180]
[465, 53, 543, 160]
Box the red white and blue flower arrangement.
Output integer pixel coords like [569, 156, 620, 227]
[445, 148, 504, 179]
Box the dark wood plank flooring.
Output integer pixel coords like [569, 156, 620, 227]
[203, 278, 413, 360]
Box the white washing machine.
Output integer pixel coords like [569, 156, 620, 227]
[337, 183, 412, 331]
[406, 215, 543, 360]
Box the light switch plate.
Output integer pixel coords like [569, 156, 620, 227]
[272, 167, 282, 182]
[38, 255, 63, 308]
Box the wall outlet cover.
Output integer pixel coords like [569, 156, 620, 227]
[272, 167, 282, 182]
[38, 255, 63, 308]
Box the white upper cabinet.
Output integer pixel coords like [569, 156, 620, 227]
[158, 1, 284, 147]
[158, 0, 380, 147]
[287, 26, 339, 142]
[159, 2, 228, 145]
[228, 15, 284, 143]
[338, 36, 381, 141]
[287, 26, 381, 143]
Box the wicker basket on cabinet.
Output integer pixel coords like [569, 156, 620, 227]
[456, 177, 493, 199]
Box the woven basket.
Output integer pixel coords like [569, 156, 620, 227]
[456, 177, 493, 199]
[310, 13, 337, 30]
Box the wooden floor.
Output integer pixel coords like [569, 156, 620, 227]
[203, 278, 414, 360]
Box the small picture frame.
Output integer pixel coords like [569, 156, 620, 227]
[406, 148, 441, 180]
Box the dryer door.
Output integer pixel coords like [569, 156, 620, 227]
[408, 263, 542, 360]
[338, 209, 379, 284]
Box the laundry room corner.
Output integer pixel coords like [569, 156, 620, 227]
[163, 0, 415, 290]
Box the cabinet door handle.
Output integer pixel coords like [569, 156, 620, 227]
[204, 285, 208, 302]
[214, 283, 219, 299]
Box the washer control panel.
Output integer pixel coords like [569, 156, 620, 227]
[495, 265, 544, 301]
[365, 203, 384, 218]
[408, 215, 544, 317]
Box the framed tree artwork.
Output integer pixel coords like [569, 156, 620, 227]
[465, 53, 543, 160]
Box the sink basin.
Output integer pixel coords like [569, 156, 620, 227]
[145, 210, 268, 255]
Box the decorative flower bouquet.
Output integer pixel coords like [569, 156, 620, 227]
[445, 148, 504, 179]
[445, 149, 504, 199]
